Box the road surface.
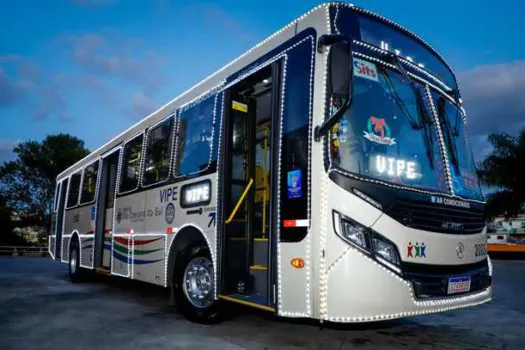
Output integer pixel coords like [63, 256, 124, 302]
[0, 257, 523, 349]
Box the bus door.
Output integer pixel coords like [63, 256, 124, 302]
[220, 63, 280, 309]
[54, 180, 68, 260]
[95, 150, 120, 269]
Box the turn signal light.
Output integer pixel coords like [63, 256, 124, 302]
[290, 257, 305, 269]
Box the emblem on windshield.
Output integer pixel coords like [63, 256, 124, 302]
[364, 116, 396, 146]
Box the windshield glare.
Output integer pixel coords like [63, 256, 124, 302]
[330, 58, 449, 192]
[432, 94, 483, 200]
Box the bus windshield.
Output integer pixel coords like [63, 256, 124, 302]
[330, 58, 448, 192]
[432, 93, 483, 200]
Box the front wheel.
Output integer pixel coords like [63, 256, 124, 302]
[174, 244, 221, 323]
[68, 240, 83, 283]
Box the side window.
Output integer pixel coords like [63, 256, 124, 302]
[53, 182, 61, 212]
[143, 117, 174, 186]
[66, 173, 82, 208]
[80, 162, 99, 204]
[106, 159, 118, 208]
[119, 134, 144, 193]
[175, 97, 214, 176]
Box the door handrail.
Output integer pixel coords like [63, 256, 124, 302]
[225, 178, 254, 224]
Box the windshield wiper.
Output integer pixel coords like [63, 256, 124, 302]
[384, 54, 435, 169]
[437, 97, 460, 170]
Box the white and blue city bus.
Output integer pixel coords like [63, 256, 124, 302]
[49, 2, 491, 323]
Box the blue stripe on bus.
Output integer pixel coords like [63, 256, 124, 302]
[112, 250, 163, 265]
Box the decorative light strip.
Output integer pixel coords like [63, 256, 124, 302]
[352, 40, 452, 92]
[424, 84, 454, 195]
[48, 234, 56, 260]
[336, 2, 459, 88]
[325, 237, 491, 321]
[213, 92, 225, 300]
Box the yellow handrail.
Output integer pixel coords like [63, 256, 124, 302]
[225, 178, 254, 224]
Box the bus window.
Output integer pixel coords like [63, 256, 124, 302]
[66, 173, 82, 208]
[80, 161, 99, 204]
[143, 117, 174, 186]
[175, 97, 214, 176]
[119, 134, 144, 193]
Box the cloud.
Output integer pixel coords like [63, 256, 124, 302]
[0, 139, 20, 163]
[458, 60, 525, 161]
[64, 32, 166, 94]
[459, 60, 525, 137]
[0, 68, 18, 107]
[129, 92, 157, 120]
[201, 5, 257, 42]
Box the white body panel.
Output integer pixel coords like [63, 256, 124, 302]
[51, 3, 491, 322]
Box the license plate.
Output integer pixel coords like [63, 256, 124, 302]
[447, 277, 471, 294]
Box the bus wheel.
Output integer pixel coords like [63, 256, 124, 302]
[174, 244, 221, 323]
[68, 240, 83, 283]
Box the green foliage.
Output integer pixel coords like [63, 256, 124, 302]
[0, 134, 89, 239]
[477, 129, 525, 219]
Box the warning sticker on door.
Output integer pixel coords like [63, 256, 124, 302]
[232, 100, 248, 113]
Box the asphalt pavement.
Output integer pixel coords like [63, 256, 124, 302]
[0, 257, 523, 349]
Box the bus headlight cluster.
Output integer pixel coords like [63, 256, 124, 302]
[333, 210, 401, 272]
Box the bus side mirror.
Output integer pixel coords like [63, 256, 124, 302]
[315, 34, 353, 142]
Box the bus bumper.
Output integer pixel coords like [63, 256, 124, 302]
[323, 247, 492, 322]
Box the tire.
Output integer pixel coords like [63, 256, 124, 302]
[173, 244, 222, 324]
[68, 239, 83, 283]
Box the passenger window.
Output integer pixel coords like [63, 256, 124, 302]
[80, 162, 99, 204]
[175, 97, 214, 176]
[143, 117, 174, 186]
[66, 173, 82, 208]
[120, 134, 144, 193]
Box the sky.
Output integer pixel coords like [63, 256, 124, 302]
[1, 0, 525, 164]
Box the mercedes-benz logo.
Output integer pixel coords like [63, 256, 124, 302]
[456, 242, 465, 259]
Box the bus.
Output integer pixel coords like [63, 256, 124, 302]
[48, 2, 492, 323]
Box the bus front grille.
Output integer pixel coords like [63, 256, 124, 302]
[386, 199, 485, 235]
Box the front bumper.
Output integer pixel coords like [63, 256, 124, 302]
[324, 247, 492, 322]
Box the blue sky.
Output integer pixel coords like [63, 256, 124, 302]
[1, 0, 525, 163]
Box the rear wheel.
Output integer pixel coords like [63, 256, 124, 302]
[174, 244, 221, 323]
[68, 239, 83, 283]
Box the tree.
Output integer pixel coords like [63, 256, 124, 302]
[477, 128, 525, 219]
[0, 134, 89, 241]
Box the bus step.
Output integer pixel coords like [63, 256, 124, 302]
[249, 265, 268, 296]
[95, 267, 111, 276]
[253, 239, 268, 266]
[218, 293, 274, 312]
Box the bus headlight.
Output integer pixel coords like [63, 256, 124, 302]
[333, 211, 370, 252]
[333, 210, 401, 272]
[372, 234, 399, 266]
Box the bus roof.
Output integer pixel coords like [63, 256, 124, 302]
[57, 2, 454, 181]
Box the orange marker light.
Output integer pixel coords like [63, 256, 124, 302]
[290, 257, 305, 269]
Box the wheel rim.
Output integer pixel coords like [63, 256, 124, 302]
[182, 256, 214, 309]
[70, 247, 77, 274]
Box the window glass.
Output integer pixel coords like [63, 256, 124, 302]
[53, 182, 61, 211]
[106, 159, 118, 208]
[119, 135, 143, 193]
[280, 41, 313, 242]
[329, 59, 448, 193]
[80, 162, 99, 204]
[67, 173, 81, 208]
[432, 92, 483, 200]
[175, 97, 214, 176]
[143, 117, 174, 185]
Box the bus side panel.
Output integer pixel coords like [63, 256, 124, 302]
[112, 191, 146, 278]
[78, 204, 96, 268]
[131, 235, 166, 285]
[62, 207, 80, 262]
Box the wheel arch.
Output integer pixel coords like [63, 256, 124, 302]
[167, 224, 214, 288]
